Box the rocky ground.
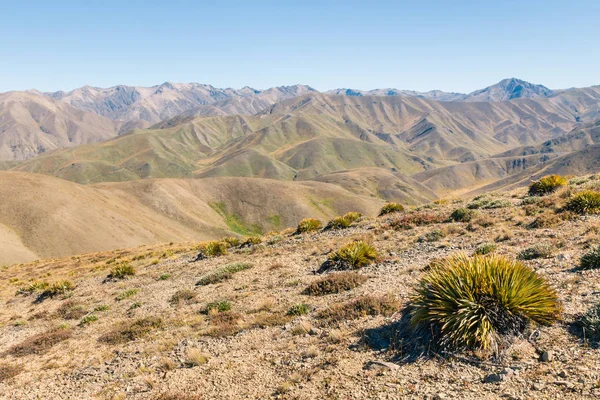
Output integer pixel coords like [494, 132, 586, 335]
[1, 176, 600, 399]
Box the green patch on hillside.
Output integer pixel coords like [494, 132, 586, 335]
[209, 201, 262, 236]
[267, 214, 282, 230]
[309, 197, 333, 214]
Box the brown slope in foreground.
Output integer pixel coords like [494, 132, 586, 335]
[0, 172, 383, 264]
[1, 177, 599, 399]
[0, 92, 120, 161]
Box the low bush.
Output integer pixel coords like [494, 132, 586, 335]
[325, 212, 361, 230]
[56, 300, 87, 320]
[565, 190, 600, 214]
[201, 241, 228, 257]
[528, 175, 568, 196]
[303, 272, 367, 295]
[389, 212, 445, 230]
[98, 317, 162, 345]
[379, 202, 404, 216]
[108, 262, 136, 279]
[317, 295, 401, 322]
[296, 218, 323, 234]
[410, 254, 560, 352]
[221, 237, 240, 248]
[417, 229, 445, 243]
[170, 289, 197, 305]
[205, 300, 232, 313]
[287, 303, 311, 316]
[448, 208, 475, 223]
[474, 243, 497, 255]
[528, 212, 561, 229]
[573, 302, 600, 343]
[7, 328, 73, 356]
[517, 243, 555, 260]
[196, 262, 253, 286]
[580, 246, 600, 270]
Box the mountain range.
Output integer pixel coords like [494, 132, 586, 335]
[1, 77, 600, 262]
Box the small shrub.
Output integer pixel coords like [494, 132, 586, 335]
[517, 243, 555, 260]
[0, 363, 23, 383]
[417, 229, 445, 243]
[528, 212, 561, 229]
[287, 303, 311, 316]
[580, 246, 600, 270]
[158, 273, 171, 281]
[296, 218, 323, 234]
[42, 280, 75, 297]
[448, 208, 475, 223]
[196, 262, 253, 286]
[467, 196, 511, 210]
[201, 241, 228, 257]
[565, 190, 600, 214]
[574, 302, 600, 342]
[108, 262, 136, 279]
[98, 317, 162, 345]
[56, 300, 87, 320]
[170, 289, 196, 305]
[325, 212, 362, 230]
[221, 237, 240, 248]
[379, 202, 404, 216]
[205, 311, 242, 337]
[116, 288, 138, 301]
[303, 272, 367, 295]
[389, 212, 445, 230]
[474, 243, 497, 255]
[7, 328, 73, 356]
[317, 294, 400, 322]
[528, 175, 568, 196]
[205, 300, 232, 313]
[321, 241, 378, 271]
[410, 254, 560, 352]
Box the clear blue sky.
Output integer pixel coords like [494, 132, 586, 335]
[1, 0, 598, 93]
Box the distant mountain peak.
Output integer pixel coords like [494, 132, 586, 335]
[462, 78, 553, 102]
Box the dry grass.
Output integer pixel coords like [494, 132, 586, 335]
[98, 317, 162, 345]
[317, 294, 401, 323]
[389, 212, 445, 230]
[56, 300, 88, 320]
[0, 363, 23, 383]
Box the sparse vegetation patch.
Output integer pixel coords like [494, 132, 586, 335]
[528, 175, 568, 196]
[303, 272, 367, 295]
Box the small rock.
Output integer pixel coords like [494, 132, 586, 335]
[433, 394, 447, 400]
[539, 350, 553, 362]
[558, 371, 568, 379]
[364, 360, 399, 371]
[554, 380, 575, 389]
[484, 373, 504, 384]
[532, 383, 545, 391]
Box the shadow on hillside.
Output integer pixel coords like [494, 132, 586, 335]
[567, 319, 600, 349]
[358, 307, 438, 363]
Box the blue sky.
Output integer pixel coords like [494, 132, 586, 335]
[1, 0, 598, 93]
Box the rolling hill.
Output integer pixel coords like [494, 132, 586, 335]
[0, 172, 384, 264]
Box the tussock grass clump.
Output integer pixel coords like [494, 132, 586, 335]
[7, 328, 73, 356]
[379, 202, 404, 216]
[98, 317, 162, 345]
[196, 262, 253, 286]
[296, 218, 322, 234]
[389, 212, 445, 230]
[0, 363, 23, 383]
[580, 246, 600, 270]
[185, 348, 210, 367]
[319, 241, 378, 272]
[206, 310, 243, 337]
[303, 272, 367, 295]
[241, 236, 263, 247]
[116, 288, 138, 301]
[108, 262, 136, 279]
[467, 196, 511, 210]
[410, 254, 560, 352]
[205, 300, 232, 313]
[325, 212, 361, 230]
[448, 208, 475, 223]
[528, 212, 561, 229]
[201, 241, 228, 257]
[221, 237, 240, 248]
[317, 294, 400, 322]
[517, 243, 555, 260]
[18, 280, 75, 298]
[573, 302, 600, 343]
[565, 190, 600, 214]
[417, 229, 445, 243]
[528, 175, 568, 196]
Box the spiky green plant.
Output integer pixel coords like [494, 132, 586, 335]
[580, 246, 600, 270]
[221, 237, 240, 248]
[565, 190, 600, 214]
[528, 175, 568, 196]
[328, 241, 378, 269]
[379, 202, 404, 216]
[410, 254, 560, 352]
[296, 218, 323, 234]
[325, 212, 362, 230]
